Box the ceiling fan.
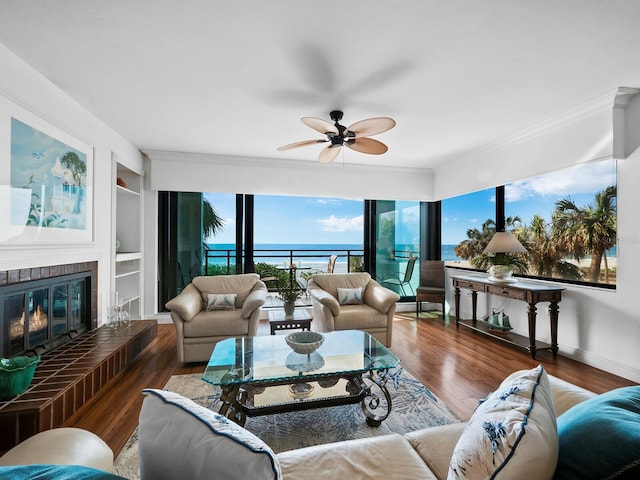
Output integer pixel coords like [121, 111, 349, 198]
[277, 110, 396, 164]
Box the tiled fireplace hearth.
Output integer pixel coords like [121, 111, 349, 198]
[0, 262, 157, 453]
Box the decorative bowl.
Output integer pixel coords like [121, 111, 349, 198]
[0, 355, 40, 399]
[285, 331, 324, 354]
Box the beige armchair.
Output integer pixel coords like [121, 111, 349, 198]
[307, 272, 400, 347]
[165, 273, 267, 363]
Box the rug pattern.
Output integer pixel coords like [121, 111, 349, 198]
[114, 368, 459, 479]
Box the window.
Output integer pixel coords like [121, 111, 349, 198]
[505, 159, 616, 286]
[441, 188, 496, 267]
[441, 159, 617, 287]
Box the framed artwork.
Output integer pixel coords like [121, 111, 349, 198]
[0, 95, 94, 245]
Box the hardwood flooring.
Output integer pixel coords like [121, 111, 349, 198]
[62, 312, 636, 458]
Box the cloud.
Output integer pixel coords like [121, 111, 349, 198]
[505, 161, 615, 202]
[318, 214, 364, 232]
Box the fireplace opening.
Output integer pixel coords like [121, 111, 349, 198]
[1, 270, 94, 359]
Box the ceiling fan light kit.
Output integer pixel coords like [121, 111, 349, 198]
[278, 110, 396, 164]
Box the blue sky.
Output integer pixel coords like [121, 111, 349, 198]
[205, 159, 616, 246]
[204, 193, 364, 244]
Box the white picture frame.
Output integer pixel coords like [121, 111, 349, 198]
[0, 95, 94, 246]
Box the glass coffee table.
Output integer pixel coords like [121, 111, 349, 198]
[202, 330, 399, 427]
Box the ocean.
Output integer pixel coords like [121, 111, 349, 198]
[206, 243, 463, 265]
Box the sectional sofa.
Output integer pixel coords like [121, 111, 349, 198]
[1, 366, 638, 480]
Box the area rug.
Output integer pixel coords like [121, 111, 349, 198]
[114, 368, 460, 479]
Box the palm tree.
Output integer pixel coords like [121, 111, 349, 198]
[203, 197, 224, 239]
[551, 186, 616, 283]
[521, 214, 582, 280]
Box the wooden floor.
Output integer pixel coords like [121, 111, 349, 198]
[63, 311, 636, 457]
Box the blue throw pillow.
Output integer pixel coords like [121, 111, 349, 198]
[554, 386, 640, 480]
[0, 465, 126, 480]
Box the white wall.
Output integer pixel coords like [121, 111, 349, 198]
[0, 43, 143, 326]
[146, 150, 434, 201]
[436, 88, 640, 383]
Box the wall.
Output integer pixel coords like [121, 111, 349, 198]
[0, 43, 143, 326]
[435, 88, 640, 383]
[146, 150, 434, 201]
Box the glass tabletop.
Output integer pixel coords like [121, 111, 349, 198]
[202, 330, 399, 387]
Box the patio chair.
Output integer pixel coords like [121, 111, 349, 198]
[380, 256, 417, 296]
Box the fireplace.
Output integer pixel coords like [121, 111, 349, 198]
[0, 262, 97, 359]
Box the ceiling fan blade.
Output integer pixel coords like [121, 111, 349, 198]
[346, 137, 388, 155]
[347, 117, 396, 137]
[277, 139, 327, 151]
[302, 117, 339, 135]
[319, 145, 341, 164]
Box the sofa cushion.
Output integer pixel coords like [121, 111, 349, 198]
[310, 273, 371, 299]
[193, 273, 260, 307]
[554, 385, 640, 480]
[0, 465, 125, 479]
[333, 305, 390, 330]
[448, 365, 557, 480]
[139, 389, 281, 480]
[183, 310, 250, 338]
[206, 293, 237, 311]
[337, 287, 364, 305]
[276, 433, 438, 480]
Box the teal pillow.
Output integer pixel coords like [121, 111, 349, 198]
[554, 386, 640, 479]
[0, 465, 125, 480]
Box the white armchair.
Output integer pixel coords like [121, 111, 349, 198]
[307, 272, 400, 347]
[165, 273, 267, 363]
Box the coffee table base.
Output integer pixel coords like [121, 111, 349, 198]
[217, 369, 393, 427]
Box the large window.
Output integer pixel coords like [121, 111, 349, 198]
[158, 192, 427, 309]
[441, 159, 617, 287]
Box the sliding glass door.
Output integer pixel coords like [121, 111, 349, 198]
[373, 200, 420, 298]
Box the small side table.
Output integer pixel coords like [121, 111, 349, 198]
[268, 309, 312, 335]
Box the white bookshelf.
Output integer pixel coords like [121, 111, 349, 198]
[112, 154, 143, 319]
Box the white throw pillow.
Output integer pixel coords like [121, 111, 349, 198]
[206, 293, 237, 311]
[448, 365, 558, 480]
[139, 389, 282, 480]
[337, 287, 364, 305]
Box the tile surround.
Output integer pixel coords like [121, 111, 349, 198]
[0, 320, 157, 453]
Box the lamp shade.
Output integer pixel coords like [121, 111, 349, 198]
[483, 231, 527, 254]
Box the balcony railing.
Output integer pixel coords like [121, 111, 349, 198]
[203, 247, 365, 276]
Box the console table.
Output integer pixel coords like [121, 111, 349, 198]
[451, 274, 564, 359]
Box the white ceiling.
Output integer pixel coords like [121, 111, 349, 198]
[1, 0, 639, 169]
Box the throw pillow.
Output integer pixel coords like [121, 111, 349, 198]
[554, 385, 640, 480]
[206, 293, 237, 311]
[337, 287, 364, 305]
[138, 389, 281, 480]
[448, 365, 558, 480]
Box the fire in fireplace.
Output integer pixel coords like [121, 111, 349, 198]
[1, 265, 95, 359]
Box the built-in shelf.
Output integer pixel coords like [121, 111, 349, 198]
[115, 252, 142, 262]
[116, 184, 140, 197]
[113, 154, 143, 320]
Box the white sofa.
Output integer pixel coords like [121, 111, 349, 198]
[165, 273, 267, 362]
[0, 370, 602, 479]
